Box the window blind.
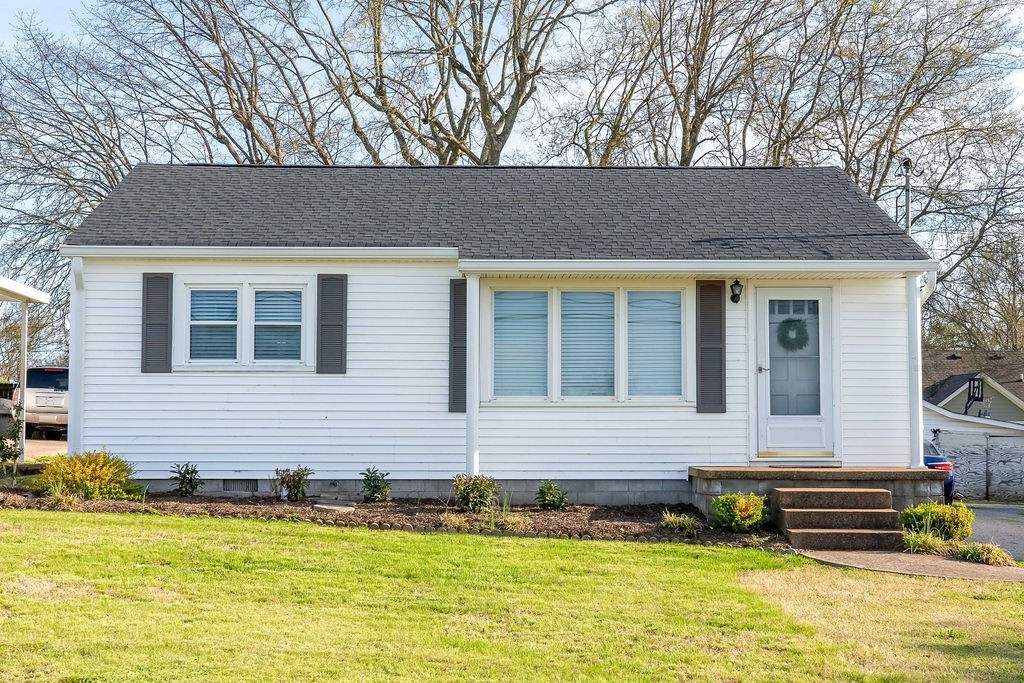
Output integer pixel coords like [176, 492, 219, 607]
[254, 290, 302, 360]
[190, 290, 238, 360]
[561, 291, 614, 397]
[493, 291, 548, 396]
[627, 291, 682, 395]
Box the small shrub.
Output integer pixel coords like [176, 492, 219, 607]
[170, 462, 204, 497]
[901, 501, 974, 542]
[712, 493, 769, 533]
[535, 480, 568, 511]
[659, 511, 701, 537]
[903, 529, 952, 555]
[452, 473, 499, 512]
[36, 449, 143, 501]
[360, 467, 391, 503]
[494, 513, 531, 533]
[957, 543, 1015, 567]
[275, 466, 314, 502]
[440, 511, 470, 531]
[39, 479, 82, 511]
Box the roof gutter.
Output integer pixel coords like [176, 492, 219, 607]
[457, 259, 940, 276]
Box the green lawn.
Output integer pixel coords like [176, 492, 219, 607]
[0, 511, 1022, 682]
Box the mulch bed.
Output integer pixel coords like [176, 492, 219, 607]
[0, 487, 790, 550]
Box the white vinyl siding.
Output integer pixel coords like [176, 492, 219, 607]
[78, 259, 465, 479]
[561, 292, 615, 397]
[838, 278, 911, 464]
[627, 291, 682, 396]
[76, 262, 920, 482]
[493, 291, 548, 396]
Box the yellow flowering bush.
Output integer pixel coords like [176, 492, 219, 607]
[36, 449, 144, 501]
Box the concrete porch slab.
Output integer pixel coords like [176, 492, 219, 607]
[689, 467, 948, 481]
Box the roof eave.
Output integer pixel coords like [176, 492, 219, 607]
[457, 258, 939, 276]
[60, 245, 461, 260]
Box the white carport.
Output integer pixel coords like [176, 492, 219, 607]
[0, 276, 51, 460]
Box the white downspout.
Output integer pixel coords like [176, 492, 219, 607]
[907, 274, 924, 467]
[18, 300, 27, 462]
[68, 257, 85, 455]
[920, 270, 936, 303]
[465, 275, 480, 475]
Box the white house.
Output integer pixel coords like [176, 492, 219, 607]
[61, 164, 940, 505]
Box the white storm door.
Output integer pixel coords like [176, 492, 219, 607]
[756, 288, 833, 456]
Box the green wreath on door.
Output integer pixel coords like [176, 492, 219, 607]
[776, 317, 810, 352]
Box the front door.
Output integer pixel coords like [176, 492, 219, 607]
[756, 288, 833, 458]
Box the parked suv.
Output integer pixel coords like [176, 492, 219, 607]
[923, 440, 955, 504]
[11, 367, 69, 437]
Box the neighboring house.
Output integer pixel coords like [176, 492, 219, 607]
[922, 349, 1024, 423]
[922, 349, 1024, 499]
[61, 164, 940, 505]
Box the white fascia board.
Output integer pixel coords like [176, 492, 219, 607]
[59, 245, 461, 260]
[457, 259, 940, 276]
[0, 275, 50, 304]
[924, 401, 1024, 432]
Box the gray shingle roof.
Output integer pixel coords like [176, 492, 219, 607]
[66, 164, 932, 261]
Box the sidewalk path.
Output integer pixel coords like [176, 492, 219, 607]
[800, 550, 1024, 581]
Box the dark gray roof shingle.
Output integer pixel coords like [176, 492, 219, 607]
[66, 164, 932, 261]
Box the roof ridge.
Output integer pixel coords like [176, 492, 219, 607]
[152, 162, 826, 171]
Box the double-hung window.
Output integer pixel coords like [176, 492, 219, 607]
[179, 278, 312, 369]
[490, 287, 686, 401]
[254, 290, 302, 361]
[493, 291, 548, 396]
[189, 289, 239, 361]
[627, 291, 682, 396]
[561, 291, 615, 396]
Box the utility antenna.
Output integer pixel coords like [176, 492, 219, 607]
[894, 158, 922, 236]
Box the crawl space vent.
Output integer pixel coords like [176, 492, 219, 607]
[223, 479, 259, 494]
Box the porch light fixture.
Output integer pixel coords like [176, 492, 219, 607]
[730, 280, 743, 303]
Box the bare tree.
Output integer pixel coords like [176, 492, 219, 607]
[926, 231, 1024, 350]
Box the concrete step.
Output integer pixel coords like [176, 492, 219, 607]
[778, 508, 900, 530]
[772, 487, 892, 511]
[787, 528, 904, 551]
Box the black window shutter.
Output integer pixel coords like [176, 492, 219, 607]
[317, 274, 348, 374]
[696, 280, 726, 413]
[141, 273, 173, 373]
[449, 279, 467, 412]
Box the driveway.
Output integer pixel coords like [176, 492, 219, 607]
[24, 438, 67, 462]
[969, 503, 1024, 561]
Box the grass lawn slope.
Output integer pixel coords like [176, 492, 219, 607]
[0, 510, 1021, 682]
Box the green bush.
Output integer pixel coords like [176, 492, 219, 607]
[535, 480, 568, 511]
[900, 501, 974, 542]
[275, 466, 314, 502]
[170, 462, 204, 497]
[712, 493, 769, 533]
[360, 467, 391, 503]
[902, 529, 952, 556]
[36, 449, 143, 501]
[659, 511, 701, 537]
[452, 473, 499, 512]
[957, 543, 1015, 567]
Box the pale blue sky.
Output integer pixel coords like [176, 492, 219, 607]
[0, 0, 83, 47]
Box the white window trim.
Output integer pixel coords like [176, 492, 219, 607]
[482, 280, 694, 407]
[173, 275, 316, 372]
